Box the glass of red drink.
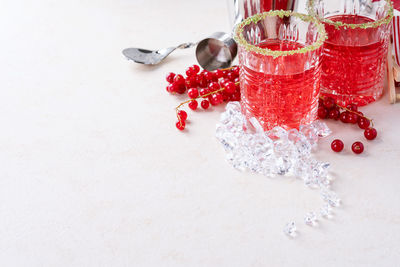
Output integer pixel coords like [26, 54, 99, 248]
[234, 11, 326, 131]
[308, 0, 393, 106]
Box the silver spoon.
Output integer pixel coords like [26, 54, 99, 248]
[122, 42, 196, 65]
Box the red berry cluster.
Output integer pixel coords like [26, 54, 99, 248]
[165, 64, 241, 131]
[318, 97, 377, 154]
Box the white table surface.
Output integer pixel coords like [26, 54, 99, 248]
[1, 0, 400, 266]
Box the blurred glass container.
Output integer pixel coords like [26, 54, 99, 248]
[228, 0, 299, 27]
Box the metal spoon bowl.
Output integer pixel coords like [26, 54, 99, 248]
[122, 42, 195, 65]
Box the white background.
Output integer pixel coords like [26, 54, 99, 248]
[0, 0, 399, 266]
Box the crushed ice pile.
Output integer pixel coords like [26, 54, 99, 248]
[216, 102, 341, 238]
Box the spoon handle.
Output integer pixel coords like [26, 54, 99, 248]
[177, 42, 197, 49]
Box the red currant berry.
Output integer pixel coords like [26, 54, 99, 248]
[339, 112, 348, 123]
[166, 84, 174, 93]
[357, 117, 370, 129]
[204, 71, 215, 82]
[174, 74, 185, 85]
[351, 141, 364, 154]
[318, 106, 328, 119]
[346, 103, 358, 112]
[188, 100, 198, 110]
[176, 121, 185, 131]
[210, 93, 223, 105]
[323, 97, 336, 109]
[331, 139, 344, 152]
[187, 88, 199, 99]
[177, 110, 187, 121]
[197, 75, 208, 87]
[176, 83, 186, 94]
[231, 92, 241, 101]
[199, 88, 210, 97]
[166, 72, 175, 83]
[225, 82, 236, 94]
[226, 72, 236, 81]
[318, 97, 324, 107]
[347, 112, 358, 124]
[222, 92, 230, 102]
[328, 108, 340, 120]
[209, 82, 220, 91]
[364, 127, 377, 140]
[201, 100, 210, 109]
[232, 66, 239, 76]
[185, 67, 195, 77]
[185, 76, 198, 88]
[219, 78, 230, 87]
[214, 69, 224, 79]
[191, 64, 200, 74]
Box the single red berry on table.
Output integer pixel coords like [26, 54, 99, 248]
[187, 88, 199, 99]
[357, 117, 370, 129]
[347, 112, 358, 124]
[177, 110, 187, 121]
[323, 97, 336, 109]
[318, 106, 328, 119]
[331, 139, 344, 152]
[364, 127, 377, 140]
[352, 141, 364, 154]
[188, 100, 198, 110]
[346, 103, 358, 112]
[201, 100, 210, 109]
[328, 108, 340, 120]
[176, 121, 185, 131]
[166, 72, 175, 83]
[339, 111, 348, 123]
[225, 82, 236, 94]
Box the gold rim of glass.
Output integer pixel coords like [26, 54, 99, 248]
[233, 10, 327, 58]
[307, 0, 393, 29]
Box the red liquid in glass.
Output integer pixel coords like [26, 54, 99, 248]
[240, 40, 320, 130]
[321, 15, 388, 106]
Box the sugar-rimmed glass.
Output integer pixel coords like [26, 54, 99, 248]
[308, 0, 393, 106]
[234, 10, 326, 131]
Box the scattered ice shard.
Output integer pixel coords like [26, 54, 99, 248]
[304, 212, 318, 226]
[284, 222, 297, 237]
[321, 189, 341, 207]
[320, 204, 333, 219]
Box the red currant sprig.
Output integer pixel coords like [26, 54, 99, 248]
[319, 96, 377, 154]
[165, 65, 240, 131]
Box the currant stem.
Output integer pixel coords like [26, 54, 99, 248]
[318, 96, 374, 127]
[175, 81, 240, 123]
